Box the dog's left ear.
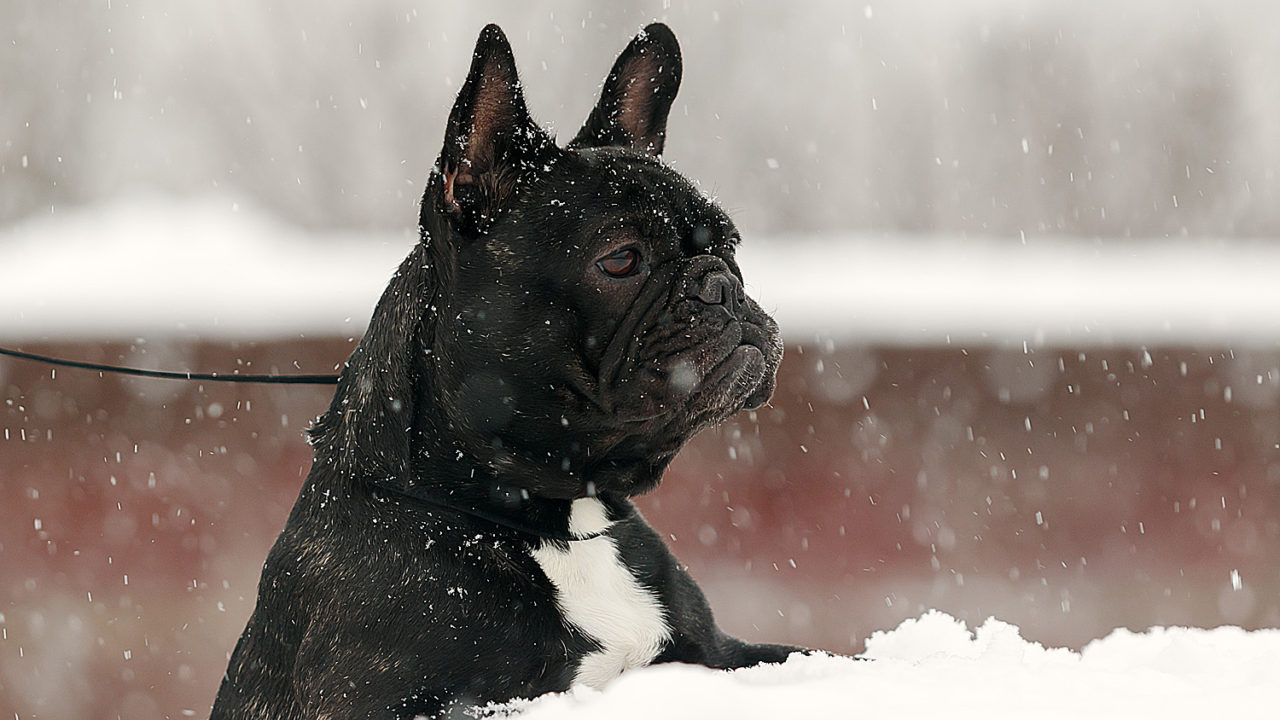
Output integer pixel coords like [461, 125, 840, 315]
[570, 23, 682, 156]
[434, 24, 554, 234]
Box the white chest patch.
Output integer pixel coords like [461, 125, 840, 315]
[529, 498, 671, 689]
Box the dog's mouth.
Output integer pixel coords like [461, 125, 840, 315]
[736, 319, 780, 409]
[614, 318, 778, 424]
[698, 344, 766, 405]
[694, 322, 776, 411]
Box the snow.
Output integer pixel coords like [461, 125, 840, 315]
[483, 611, 1280, 719]
[0, 196, 409, 341]
[4, 197, 1280, 345]
[741, 235, 1280, 346]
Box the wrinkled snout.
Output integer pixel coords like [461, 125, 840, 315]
[678, 256, 747, 316]
[693, 269, 747, 316]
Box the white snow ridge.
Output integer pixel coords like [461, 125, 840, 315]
[8, 197, 1280, 346]
[476, 611, 1280, 720]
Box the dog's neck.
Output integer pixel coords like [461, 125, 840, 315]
[366, 470, 628, 543]
[392, 425, 621, 537]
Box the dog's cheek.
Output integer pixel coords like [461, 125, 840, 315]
[612, 366, 682, 422]
[452, 369, 517, 434]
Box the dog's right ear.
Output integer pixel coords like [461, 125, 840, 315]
[570, 23, 682, 156]
[432, 24, 554, 234]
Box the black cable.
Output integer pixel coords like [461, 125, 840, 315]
[0, 345, 340, 385]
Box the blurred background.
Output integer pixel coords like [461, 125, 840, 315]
[3, 1, 1280, 717]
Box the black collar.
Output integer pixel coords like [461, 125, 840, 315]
[370, 481, 623, 543]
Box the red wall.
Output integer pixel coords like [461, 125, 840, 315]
[2, 339, 1277, 718]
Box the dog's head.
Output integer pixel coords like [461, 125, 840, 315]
[313, 24, 781, 501]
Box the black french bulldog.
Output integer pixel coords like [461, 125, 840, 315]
[212, 23, 801, 720]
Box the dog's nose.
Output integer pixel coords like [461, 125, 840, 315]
[695, 271, 745, 313]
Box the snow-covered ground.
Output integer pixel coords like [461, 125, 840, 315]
[5, 197, 1280, 345]
[488, 611, 1279, 719]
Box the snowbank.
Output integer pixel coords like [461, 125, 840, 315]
[5, 197, 1280, 345]
[489, 611, 1280, 719]
[0, 197, 409, 341]
[740, 235, 1280, 346]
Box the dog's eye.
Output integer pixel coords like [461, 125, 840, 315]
[597, 248, 641, 278]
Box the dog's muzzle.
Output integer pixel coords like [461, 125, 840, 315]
[601, 254, 781, 424]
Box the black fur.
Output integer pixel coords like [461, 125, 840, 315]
[212, 23, 800, 720]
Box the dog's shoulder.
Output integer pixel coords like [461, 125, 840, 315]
[278, 485, 548, 608]
[235, 486, 585, 715]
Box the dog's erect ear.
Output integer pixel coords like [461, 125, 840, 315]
[570, 23, 682, 156]
[434, 24, 553, 233]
